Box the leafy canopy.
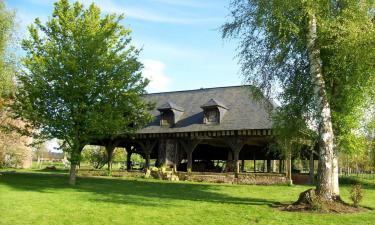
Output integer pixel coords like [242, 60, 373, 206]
[223, 0, 375, 153]
[0, 0, 15, 101]
[12, 0, 153, 162]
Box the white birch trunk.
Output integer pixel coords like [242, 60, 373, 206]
[307, 14, 336, 200]
[332, 153, 340, 197]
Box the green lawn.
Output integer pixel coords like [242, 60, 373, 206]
[0, 173, 374, 225]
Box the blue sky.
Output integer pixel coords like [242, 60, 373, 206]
[6, 0, 242, 93]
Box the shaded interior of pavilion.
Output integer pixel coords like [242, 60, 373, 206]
[119, 139, 319, 175]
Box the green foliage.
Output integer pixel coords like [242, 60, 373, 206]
[81, 146, 125, 169]
[130, 153, 145, 167]
[12, 0, 153, 166]
[112, 148, 125, 162]
[350, 184, 364, 207]
[81, 146, 107, 169]
[222, 0, 375, 156]
[0, 0, 15, 101]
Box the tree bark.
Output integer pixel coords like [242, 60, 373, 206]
[68, 143, 84, 185]
[332, 153, 340, 197]
[309, 150, 315, 185]
[106, 145, 115, 175]
[286, 152, 292, 185]
[307, 14, 337, 200]
[69, 163, 77, 185]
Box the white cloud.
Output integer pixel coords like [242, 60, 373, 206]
[77, 0, 219, 24]
[21, 0, 220, 24]
[142, 59, 171, 93]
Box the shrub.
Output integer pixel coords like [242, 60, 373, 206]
[350, 184, 364, 207]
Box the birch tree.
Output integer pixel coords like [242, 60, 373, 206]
[223, 0, 375, 201]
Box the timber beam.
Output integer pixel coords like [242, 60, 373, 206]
[137, 139, 157, 170]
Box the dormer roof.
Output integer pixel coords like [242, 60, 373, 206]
[201, 98, 229, 110]
[157, 101, 184, 112]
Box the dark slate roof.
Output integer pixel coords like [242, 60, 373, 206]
[201, 98, 228, 109]
[139, 85, 273, 134]
[157, 101, 184, 112]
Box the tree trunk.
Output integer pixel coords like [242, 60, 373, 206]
[307, 14, 337, 200]
[309, 150, 315, 185]
[106, 145, 115, 175]
[68, 144, 84, 186]
[69, 163, 77, 185]
[332, 153, 340, 197]
[286, 151, 292, 185]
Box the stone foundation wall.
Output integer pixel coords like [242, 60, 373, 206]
[178, 172, 287, 185]
[236, 173, 287, 185]
[77, 169, 287, 185]
[77, 170, 144, 178]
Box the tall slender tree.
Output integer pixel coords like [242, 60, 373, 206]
[0, 0, 15, 103]
[12, 0, 153, 185]
[223, 0, 375, 201]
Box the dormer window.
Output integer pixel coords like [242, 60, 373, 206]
[157, 101, 184, 127]
[201, 98, 228, 124]
[204, 108, 219, 124]
[160, 110, 174, 126]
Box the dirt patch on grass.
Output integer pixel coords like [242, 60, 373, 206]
[276, 188, 371, 214]
[278, 201, 370, 214]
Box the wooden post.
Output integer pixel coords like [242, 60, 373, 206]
[266, 159, 271, 173]
[241, 159, 245, 172]
[180, 140, 200, 173]
[138, 140, 157, 171]
[279, 160, 282, 173]
[225, 138, 244, 178]
[126, 151, 132, 171]
[145, 153, 151, 169]
[263, 160, 266, 172]
[272, 160, 277, 173]
[233, 150, 240, 175]
[253, 152, 256, 173]
[187, 151, 193, 173]
[103, 139, 120, 175]
[227, 150, 233, 172]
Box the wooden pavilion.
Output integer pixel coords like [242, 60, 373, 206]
[94, 85, 317, 184]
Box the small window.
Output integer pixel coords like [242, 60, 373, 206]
[161, 111, 174, 126]
[204, 109, 219, 124]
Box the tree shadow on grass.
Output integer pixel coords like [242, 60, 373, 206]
[0, 173, 278, 208]
[339, 176, 375, 190]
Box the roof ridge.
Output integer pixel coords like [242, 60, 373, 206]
[144, 85, 251, 95]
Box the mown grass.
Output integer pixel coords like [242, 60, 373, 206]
[0, 173, 374, 225]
